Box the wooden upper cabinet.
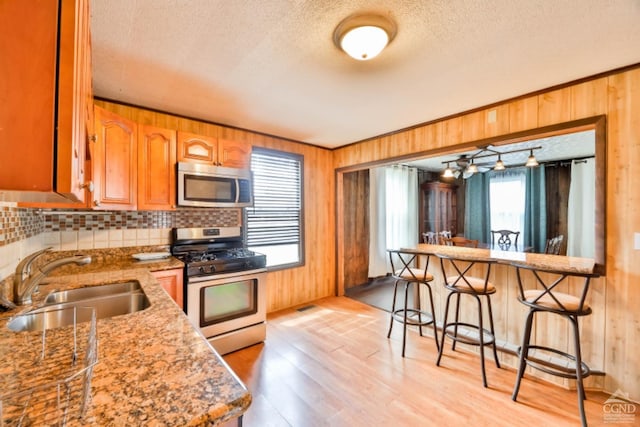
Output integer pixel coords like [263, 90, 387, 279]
[93, 106, 137, 210]
[177, 132, 217, 164]
[218, 138, 251, 169]
[0, 0, 92, 202]
[138, 125, 176, 210]
[178, 132, 251, 169]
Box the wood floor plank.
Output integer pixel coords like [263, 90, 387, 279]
[224, 297, 610, 426]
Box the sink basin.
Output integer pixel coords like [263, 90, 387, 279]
[8, 288, 150, 332]
[44, 281, 142, 304]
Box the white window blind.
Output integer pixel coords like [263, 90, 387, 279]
[246, 148, 303, 268]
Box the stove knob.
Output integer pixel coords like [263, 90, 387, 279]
[198, 266, 206, 274]
[209, 265, 217, 273]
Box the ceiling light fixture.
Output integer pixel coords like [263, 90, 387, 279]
[442, 163, 455, 178]
[494, 155, 505, 171]
[467, 160, 478, 174]
[333, 14, 397, 61]
[525, 149, 539, 167]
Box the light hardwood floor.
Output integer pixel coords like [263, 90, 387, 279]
[224, 297, 611, 427]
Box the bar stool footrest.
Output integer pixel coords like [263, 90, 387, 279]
[391, 309, 435, 327]
[521, 345, 591, 379]
[443, 322, 496, 346]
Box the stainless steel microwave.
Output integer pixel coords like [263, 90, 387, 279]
[177, 162, 253, 208]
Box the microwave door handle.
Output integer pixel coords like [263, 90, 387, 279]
[235, 179, 240, 203]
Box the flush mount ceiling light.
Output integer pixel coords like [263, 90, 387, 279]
[333, 14, 397, 61]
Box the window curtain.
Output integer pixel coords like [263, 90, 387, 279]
[524, 164, 547, 253]
[567, 158, 596, 257]
[368, 165, 419, 277]
[464, 172, 490, 243]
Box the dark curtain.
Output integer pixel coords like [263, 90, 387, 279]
[464, 172, 490, 242]
[524, 165, 547, 252]
[544, 164, 571, 255]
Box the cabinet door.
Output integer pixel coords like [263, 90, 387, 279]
[0, 1, 57, 192]
[138, 125, 176, 210]
[56, 0, 92, 203]
[151, 269, 184, 308]
[93, 106, 137, 210]
[177, 131, 217, 165]
[218, 139, 251, 169]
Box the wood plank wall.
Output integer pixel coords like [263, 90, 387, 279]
[342, 170, 370, 288]
[333, 68, 640, 398]
[94, 100, 336, 313]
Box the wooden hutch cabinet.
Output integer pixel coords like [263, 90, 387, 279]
[419, 181, 457, 242]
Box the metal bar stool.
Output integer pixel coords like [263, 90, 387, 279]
[386, 250, 439, 357]
[435, 254, 501, 387]
[511, 263, 598, 427]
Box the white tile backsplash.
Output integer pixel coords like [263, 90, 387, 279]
[60, 231, 79, 251]
[78, 230, 94, 250]
[0, 235, 47, 281]
[1, 229, 173, 280]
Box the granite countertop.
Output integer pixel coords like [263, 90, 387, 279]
[0, 252, 251, 426]
[400, 243, 597, 275]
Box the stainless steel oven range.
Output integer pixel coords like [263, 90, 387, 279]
[171, 227, 267, 355]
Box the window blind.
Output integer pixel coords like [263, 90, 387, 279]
[246, 149, 302, 248]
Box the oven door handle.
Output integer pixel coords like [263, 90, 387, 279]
[187, 268, 267, 284]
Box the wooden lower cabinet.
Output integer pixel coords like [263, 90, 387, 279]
[151, 268, 184, 309]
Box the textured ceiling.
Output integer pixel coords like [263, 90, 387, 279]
[91, 0, 640, 148]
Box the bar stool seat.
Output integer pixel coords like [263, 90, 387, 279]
[446, 276, 495, 293]
[387, 250, 439, 357]
[511, 263, 598, 427]
[436, 254, 501, 387]
[522, 289, 590, 312]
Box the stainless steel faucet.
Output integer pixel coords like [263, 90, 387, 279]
[13, 248, 92, 305]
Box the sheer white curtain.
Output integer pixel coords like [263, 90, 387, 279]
[368, 165, 419, 277]
[489, 169, 527, 233]
[567, 158, 596, 257]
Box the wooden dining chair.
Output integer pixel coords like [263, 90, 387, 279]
[544, 235, 564, 255]
[490, 230, 520, 249]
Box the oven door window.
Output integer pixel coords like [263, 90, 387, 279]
[200, 279, 258, 326]
[184, 174, 236, 203]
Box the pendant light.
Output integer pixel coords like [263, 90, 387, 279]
[494, 155, 505, 171]
[525, 149, 539, 167]
[467, 160, 478, 174]
[442, 162, 455, 178]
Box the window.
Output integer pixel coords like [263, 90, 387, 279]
[246, 148, 304, 269]
[489, 169, 526, 233]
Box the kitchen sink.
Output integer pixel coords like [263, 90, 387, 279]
[7, 283, 150, 332]
[44, 280, 142, 304]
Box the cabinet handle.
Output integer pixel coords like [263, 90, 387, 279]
[89, 134, 97, 142]
[80, 181, 94, 192]
[94, 200, 101, 207]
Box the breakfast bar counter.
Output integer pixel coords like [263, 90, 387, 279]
[400, 243, 597, 275]
[395, 243, 606, 388]
[0, 265, 251, 426]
